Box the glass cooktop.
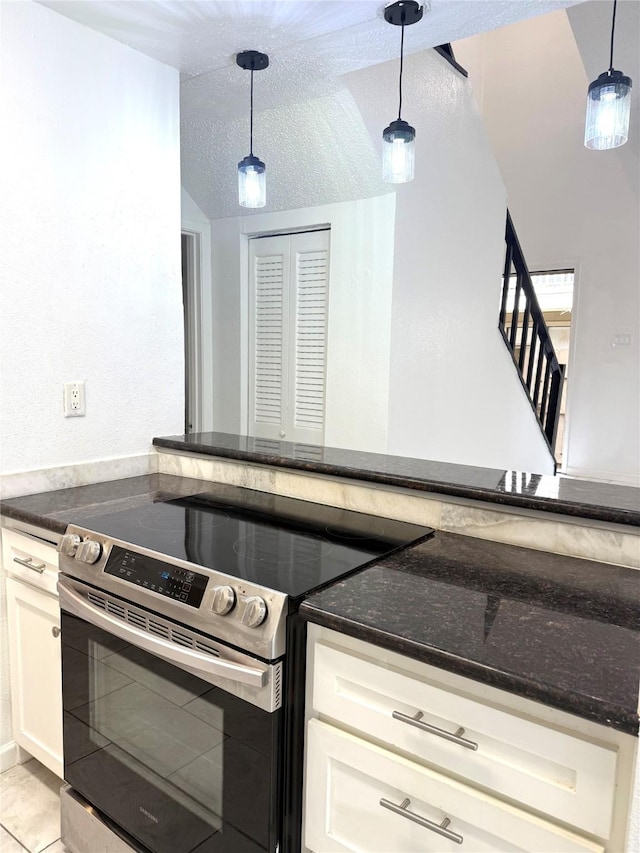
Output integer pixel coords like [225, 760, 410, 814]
[80, 484, 434, 599]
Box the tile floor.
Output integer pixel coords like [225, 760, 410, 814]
[0, 760, 65, 853]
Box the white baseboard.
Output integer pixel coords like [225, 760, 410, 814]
[0, 740, 18, 773]
[562, 465, 640, 487]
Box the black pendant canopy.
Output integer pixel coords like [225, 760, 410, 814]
[384, 1, 423, 27]
[236, 50, 269, 72]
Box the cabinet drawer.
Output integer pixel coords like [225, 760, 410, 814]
[312, 641, 617, 839]
[305, 719, 603, 853]
[2, 528, 59, 596]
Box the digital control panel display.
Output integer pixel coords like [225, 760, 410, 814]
[104, 546, 208, 608]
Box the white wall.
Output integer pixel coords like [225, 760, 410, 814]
[207, 195, 396, 453]
[0, 0, 183, 768]
[0, 0, 184, 476]
[202, 48, 554, 473]
[345, 51, 555, 473]
[456, 9, 640, 485]
[182, 186, 211, 225]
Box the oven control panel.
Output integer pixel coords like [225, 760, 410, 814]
[104, 546, 208, 608]
[209, 586, 268, 627]
[58, 525, 289, 659]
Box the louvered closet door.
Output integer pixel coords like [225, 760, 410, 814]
[289, 230, 329, 444]
[249, 235, 290, 440]
[249, 230, 329, 444]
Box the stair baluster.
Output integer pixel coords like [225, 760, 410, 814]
[499, 211, 565, 461]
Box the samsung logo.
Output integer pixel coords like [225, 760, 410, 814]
[139, 806, 159, 824]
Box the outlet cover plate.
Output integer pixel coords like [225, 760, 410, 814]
[63, 381, 86, 417]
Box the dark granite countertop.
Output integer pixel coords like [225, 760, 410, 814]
[3, 473, 639, 734]
[300, 532, 640, 735]
[0, 474, 214, 535]
[153, 432, 640, 527]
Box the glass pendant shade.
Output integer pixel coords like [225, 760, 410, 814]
[382, 119, 415, 183]
[236, 51, 269, 208]
[238, 155, 266, 208]
[584, 70, 632, 150]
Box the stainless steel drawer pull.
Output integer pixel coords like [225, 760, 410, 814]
[13, 556, 46, 574]
[392, 710, 478, 751]
[380, 797, 463, 845]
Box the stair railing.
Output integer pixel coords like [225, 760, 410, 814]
[499, 211, 565, 457]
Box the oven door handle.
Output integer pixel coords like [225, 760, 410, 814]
[58, 579, 267, 689]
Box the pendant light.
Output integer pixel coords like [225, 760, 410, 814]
[237, 50, 269, 207]
[382, 1, 423, 183]
[584, 0, 632, 150]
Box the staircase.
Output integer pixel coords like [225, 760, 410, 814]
[499, 211, 565, 464]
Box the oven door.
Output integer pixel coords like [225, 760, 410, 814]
[58, 577, 282, 853]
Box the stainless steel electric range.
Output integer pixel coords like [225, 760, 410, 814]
[57, 483, 433, 853]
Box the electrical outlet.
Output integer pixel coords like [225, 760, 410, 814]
[611, 333, 632, 348]
[63, 381, 86, 417]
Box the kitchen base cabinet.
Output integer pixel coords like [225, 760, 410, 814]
[306, 718, 604, 853]
[303, 625, 637, 853]
[310, 640, 618, 838]
[3, 527, 63, 779]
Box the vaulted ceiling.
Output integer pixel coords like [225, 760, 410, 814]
[40, 1, 581, 218]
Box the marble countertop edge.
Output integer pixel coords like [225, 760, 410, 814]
[152, 436, 640, 528]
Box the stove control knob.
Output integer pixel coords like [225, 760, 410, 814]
[242, 596, 268, 628]
[75, 539, 102, 564]
[211, 585, 236, 616]
[59, 533, 81, 557]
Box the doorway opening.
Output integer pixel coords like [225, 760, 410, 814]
[506, 267, 575, 467]
[181, 231, 201, 434]
[529, 269, 574, 469]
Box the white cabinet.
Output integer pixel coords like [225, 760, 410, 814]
[306, 719, 603, 853]
[3, 527, 63, 779]
[304, 626, 637, 853]
[310, 641, 617, 838]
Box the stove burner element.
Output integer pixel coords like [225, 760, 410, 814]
[73, 485, 434, 601]
[325, 524, 386, 541]
[233, 531, 333, 566]
[137, 504, 230, 533]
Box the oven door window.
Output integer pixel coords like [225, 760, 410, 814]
[61, 613, 280, 853]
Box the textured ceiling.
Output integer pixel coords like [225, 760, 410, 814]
[39, 0, 581, 219]
[39, 1, 579, 80]
[182, 86, 391, 220]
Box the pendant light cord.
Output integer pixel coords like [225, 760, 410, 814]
[609, 0, 617, 73]
[249, 67, 254, 156]
[398, 22, 405, 121]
